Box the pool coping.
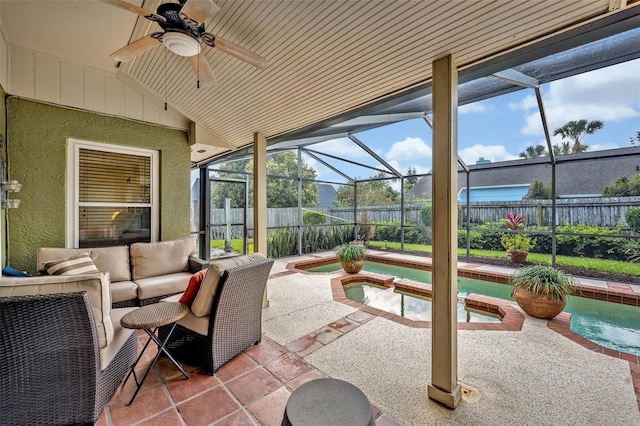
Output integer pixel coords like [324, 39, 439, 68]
[331, 273, 525, 331]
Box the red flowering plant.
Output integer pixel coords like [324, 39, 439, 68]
[500, 212, 536, 255]
[503, 212, 526, 230]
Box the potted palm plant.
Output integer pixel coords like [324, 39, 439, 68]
[501, 212, 536, 263]
[508, 264, 577, 319]
[335, 242, 368, 274]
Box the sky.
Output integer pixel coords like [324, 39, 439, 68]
[305, 57, 640, 186]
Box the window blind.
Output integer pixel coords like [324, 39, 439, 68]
[79, 149, 151, 203]
[77, 148, 152, 247]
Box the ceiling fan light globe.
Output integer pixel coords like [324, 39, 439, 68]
[163, 32, 201, 57]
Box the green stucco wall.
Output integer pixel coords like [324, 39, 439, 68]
[6, 97, 190, 273]
[0, 84, 6, 267]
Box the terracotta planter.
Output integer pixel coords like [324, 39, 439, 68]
[507, 250, 528, 263]
[512, 287, 566, 319]
[340, 260, 364, 274]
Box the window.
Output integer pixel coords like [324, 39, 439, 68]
[67, 139, 159, 248]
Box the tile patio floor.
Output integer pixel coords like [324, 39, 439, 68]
[99, 330, 402, 426]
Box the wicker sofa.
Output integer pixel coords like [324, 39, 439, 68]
[37, 237, 208, 307]
[0, 273, 137, 425]
[159, 253, 274, 375]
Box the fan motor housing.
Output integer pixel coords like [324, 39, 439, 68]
[156, 2, 203, 38]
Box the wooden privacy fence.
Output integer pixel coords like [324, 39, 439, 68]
[207, 197, 640, 233]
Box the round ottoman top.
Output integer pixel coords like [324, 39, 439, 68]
[283, 378, 375, 426]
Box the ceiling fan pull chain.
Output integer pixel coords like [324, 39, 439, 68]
[197, 53, 201, 89]
[164, 47, 168, 111]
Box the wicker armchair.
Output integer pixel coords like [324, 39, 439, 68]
[0, 292, 137, 425]
[159, 258, 274, 375]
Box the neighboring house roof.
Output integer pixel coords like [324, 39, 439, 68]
[318, 184, 337, 208]
[409, 146, 640, 199]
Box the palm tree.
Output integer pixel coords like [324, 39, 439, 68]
[552, 119, 603, 153]
[519, 144, 548, 158]
[552, 141, 572, 156]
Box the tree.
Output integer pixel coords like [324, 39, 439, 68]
[602, 173, 640, 197]
[404, 166, 418, 192]
[265, 151, 318, 207]
[630, 131, 640, 146]
[519, 144, 548, 158]
[335, 172, 400, 207]
[525, 179, 552, 199]
[552, 119, 603, 153]
[211, 151, 318, 208]
[552, 141, 572, 156]
[211, 159, 251, 208]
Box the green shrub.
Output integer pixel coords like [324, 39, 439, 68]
[420, 205, 432, 226]
[625, 207, 640, 232]
[267, 228, 298, 258]
[375, 221, 402, 242]
[303, 210, 326, 225]
[458, 230, 486, 249]
[403, 226, 429, 244]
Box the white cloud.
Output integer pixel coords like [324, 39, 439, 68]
[459, 103, 487, 114]
[313, 137, 368, 158]
[509, 94, 537, 111]
[386, 137, 432, 161]
[459, 144, 518, 164]
[385, 160, 430, 175]
[585, 142, 620, 152]
[519, 59, 640, 136]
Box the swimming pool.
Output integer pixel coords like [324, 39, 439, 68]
[308, 261, 640, 356]
[343, 282, 501, 323]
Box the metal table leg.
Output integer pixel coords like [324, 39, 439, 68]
[123, 322, 189, 405]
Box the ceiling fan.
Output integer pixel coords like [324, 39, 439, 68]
[99, 0, 266, 87]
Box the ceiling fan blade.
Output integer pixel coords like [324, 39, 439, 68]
[180, 0, 220, 24]
[211, 36, 267, 69]
[98, 0, 166, 23]
[110, 34, 161, 62]
[188, 52, 216, 87]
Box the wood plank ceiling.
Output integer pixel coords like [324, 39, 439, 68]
[116, 0, 614, 162]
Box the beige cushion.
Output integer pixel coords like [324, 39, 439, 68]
[44, 253, 100, 276]
[191, 253, 265, 317]
[89, 246, 131, 282]
[37, 246, 131, 282]
[161, 294, 209, 336]
[134, 272, 191, 300]
[102, 308, 136, 370]
[110, 280, 138, 304]
[0, 273, 113, 349]
[130, 238, 197, 280]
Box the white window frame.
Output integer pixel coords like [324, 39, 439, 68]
[66, 138, 159, 247]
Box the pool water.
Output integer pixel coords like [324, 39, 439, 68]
[309, 261, 640, 356]
[343, 283, 501, 323]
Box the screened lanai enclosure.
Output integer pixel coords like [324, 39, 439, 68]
[190, 23, 640, 275]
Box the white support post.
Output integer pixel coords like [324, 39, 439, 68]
[427, 54, 461, 409]
[253, 132, 269, 308]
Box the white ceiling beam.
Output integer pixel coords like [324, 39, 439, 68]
[488, 69, 539, 88]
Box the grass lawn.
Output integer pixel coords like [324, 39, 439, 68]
[211, 239, 254, 255]
[368, 240, 640, 277]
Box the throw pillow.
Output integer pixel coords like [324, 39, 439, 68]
[179, 269, 207, 306]
[44, 253, 100, 276]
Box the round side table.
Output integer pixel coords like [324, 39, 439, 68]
[121, 302, 189, 405]
[282, 378, 376, 426]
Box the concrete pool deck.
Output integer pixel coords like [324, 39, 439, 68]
[264, 252, 640, 425]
